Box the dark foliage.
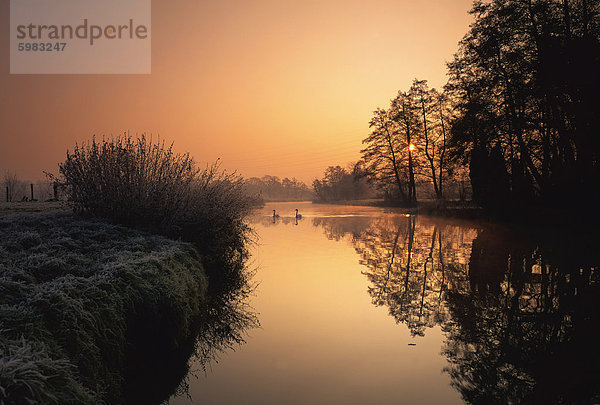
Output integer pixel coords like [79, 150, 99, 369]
[447, 0, 600, 215]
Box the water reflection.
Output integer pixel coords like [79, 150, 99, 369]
[193, 262, 259, 372]
[126, 255, 259, 404]
[310, 213, 600, 404]
[313, 215, 475, 337]
[443, 227, 600, 404]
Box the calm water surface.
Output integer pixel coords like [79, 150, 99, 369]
[169, 202, 600, 404]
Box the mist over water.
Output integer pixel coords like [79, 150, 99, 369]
[169, 202, 600, 404]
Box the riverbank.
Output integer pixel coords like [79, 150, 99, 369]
[312, 198, 485, 219]
[0, 212, 208, 404]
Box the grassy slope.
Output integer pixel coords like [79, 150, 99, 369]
[0, 212, 207, 404]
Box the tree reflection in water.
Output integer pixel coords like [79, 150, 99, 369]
[312, 214, 600, 404]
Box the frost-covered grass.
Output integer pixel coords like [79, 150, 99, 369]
[0, 201, 67, 216]
[0, 212, 207, 404]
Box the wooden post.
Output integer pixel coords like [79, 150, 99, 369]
[5, 186, 8, 202]
[30, 184, 34, 201]
[53, 183, 58, 200]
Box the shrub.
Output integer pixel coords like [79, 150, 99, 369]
[59, 135, 197, 225]
[58, 135, 258, 260]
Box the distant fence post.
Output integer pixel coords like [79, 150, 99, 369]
[5, 186, 8, 202]
[30, 184, 34, 201]
[53, 183, 58, 200]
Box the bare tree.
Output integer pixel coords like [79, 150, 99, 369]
[3, 170, 19, 202]
[390, 92, 419, 203]
[361, 108, 409, 203]
[411, 80, 441, 198]
[362, 82, 457, 204]
[409, 80, 453, 200]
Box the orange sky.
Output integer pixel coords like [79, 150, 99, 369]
[0, 0, 473, 184]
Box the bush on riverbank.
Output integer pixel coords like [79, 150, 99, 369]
[58, 135, 258, 261]
[0, 212, 208, 404]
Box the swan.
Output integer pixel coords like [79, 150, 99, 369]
[295, 209, 302, 219]
[272, 209, 280, 218]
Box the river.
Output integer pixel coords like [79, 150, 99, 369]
[168, 202, 600, 404]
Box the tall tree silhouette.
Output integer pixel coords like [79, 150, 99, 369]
[409, 80, 452, 199]
[362, 82, 454, 203]
[390, 92, 419, 203]
[447, 0, 600, 213]
[361, 108, 410, 203]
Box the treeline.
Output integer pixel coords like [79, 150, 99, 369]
[357, 0, 600, 214]
[312, 164, 376, 202]
[244, 175, 313, 202]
